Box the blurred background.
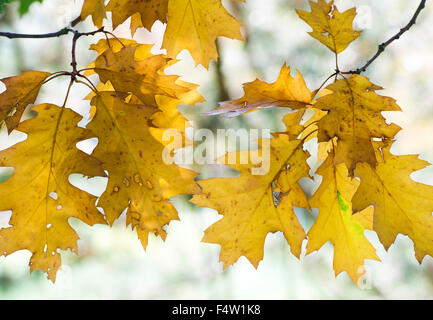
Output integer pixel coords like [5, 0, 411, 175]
[0, 0, 433, 299]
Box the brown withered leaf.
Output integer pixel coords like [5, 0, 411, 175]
[207, 65, 311, 118]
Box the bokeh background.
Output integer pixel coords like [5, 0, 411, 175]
[0, 0, 433, 299]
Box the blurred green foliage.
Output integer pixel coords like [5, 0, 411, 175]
[0, 0, 42, 15]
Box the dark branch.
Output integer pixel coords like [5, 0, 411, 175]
[0, 27, 71, 39]
[343, 0, 427, 75]
[0, 12, 105, 86]
[0, 15, 81, 39]
[71, 28, 105, 75]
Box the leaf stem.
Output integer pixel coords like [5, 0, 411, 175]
[312, 72, 338, 100]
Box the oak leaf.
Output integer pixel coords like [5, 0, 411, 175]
[296, 0, 361, 54]
[130, 13, 144, 36]
[163, 0, 244, 68]
[83, 0, 244, 67]
[0, 104, 106, 281]
[150, 82, 204, 147]
[88, 92, 200, 248]
[94, 44, 190, 107]
[352, 143, 433, 263]
[315, 75, 401, 176]
[81, 0, 106, 28]
[0, 71, 51, 132]
[207, 65, 311, 118]
[307, 154, 379, 284]
[106, 0, 168, 31]
[191, 133, 309, 268]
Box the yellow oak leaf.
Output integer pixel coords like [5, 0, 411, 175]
[84, 81, 115, 102]
[315, 75, 401, 176]
[207, 65, 311, 118]
[163, 0, 244, 68]
[280, 110, 305, 138]
[85, 0, 243, 67]
[85, 38, 138, 77]
[0, 71, 51, 132]
[81, 0, 106, 28]
[94, 45, 190, 107]
[130, 13, 144, 36]
[88, 92, 200, 249]
[106, 0, 169, 30]
[296, 0, 361, 54]
[149, 80, 204, 148]
[150, 97, 193, 147]
[191, 133, 309, 268]
[307, 154, 379, 284]
[299, 107, 333, 161]
[352, 143, 433, 263]
[0, 104, 106, 282]
[90, 38, 138, 56]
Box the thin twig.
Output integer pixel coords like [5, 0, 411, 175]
[0, 15, 81, 39]
[76, 73, 98, 92]
[42, 72, 72, 85]
[70, 28, 104, 75]
[74, 78, 98, 94]
[61, 78, 75, 108]
[311, 72, 337, 100]
[0, 28, 71, 39]
[103, 30, 126, 48]
[77, 67, 96, 73]
[342, 0, 427, 75]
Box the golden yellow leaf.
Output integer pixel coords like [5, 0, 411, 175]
[90, 38, 138, 56]
[163, 0, 244, 68]
[316, 75, 401, 176]
[298, 108, 322, 140]
[106, 0, 168, 30]
[296, 0, 361, 54]
[84, 0, 243, 67]
[191, 133, 309, 268]
[0, 71, 51, 132]
[150, 96, 196, 147]
[207, 65, 311, 118]
[84, 38, 138, 77]
[94, 45, 190, 107]
[307, 154, 379, 284]
[130, 13, 144, 36]
[88, 92, 200, 248]
[84, 81, 115, 102]
[280, 110, 305, 138]
[81, 0, 106, 28]
[298, 107, 333, 161]
[149, 79, 203, 147]
[0, 104, 106, 282]
[352, 143, 433, 263]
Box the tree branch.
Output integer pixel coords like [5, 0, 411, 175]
[343, 0, 427, 75]
[0, 27, 71, 39]
[0, 15, 81, 39]
[70, 27, 104, 75]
